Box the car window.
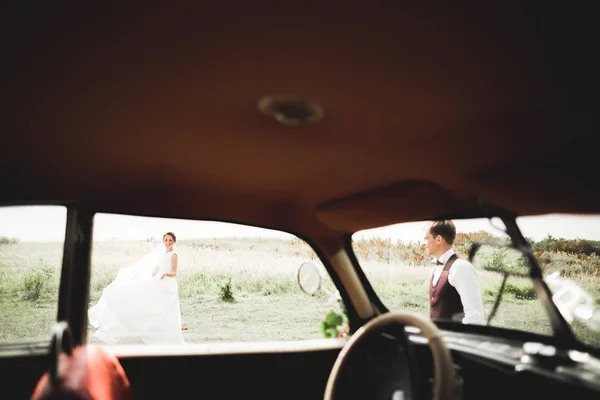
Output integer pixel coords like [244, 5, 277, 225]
[87, 213, 338, 345]
[0, 206, 67, 343]
[516, 214, 600, 349]
[351, 218, 553, 337]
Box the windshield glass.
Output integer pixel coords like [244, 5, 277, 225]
[351, 214, 600, 349]
[87, 213, 337, 345]
[516, 214, 600, 349]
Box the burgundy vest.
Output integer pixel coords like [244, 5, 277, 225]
[430, 254, 464, 321]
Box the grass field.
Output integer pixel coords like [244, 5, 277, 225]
[1, 237, 598, 347]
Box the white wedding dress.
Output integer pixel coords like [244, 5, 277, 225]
[88, 244, 185, 345]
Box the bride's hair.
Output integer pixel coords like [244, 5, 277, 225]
[163, 232, 177, 242]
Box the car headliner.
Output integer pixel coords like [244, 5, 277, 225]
[1, 2, 596, 249]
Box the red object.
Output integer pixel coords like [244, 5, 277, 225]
[31, 345, 133, 400]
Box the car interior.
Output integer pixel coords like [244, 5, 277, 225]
[1, 1, 598, 399]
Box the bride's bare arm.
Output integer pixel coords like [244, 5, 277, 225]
[161, 254, 178, 279]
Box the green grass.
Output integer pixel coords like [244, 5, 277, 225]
[1, 239, 337, 343]
[1, 238, 599, 348]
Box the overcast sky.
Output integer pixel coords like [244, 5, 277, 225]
[0, 206, 599, 243]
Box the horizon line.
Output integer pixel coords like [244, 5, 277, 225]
[3, 231, 595, 244]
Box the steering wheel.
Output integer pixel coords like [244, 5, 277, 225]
[323, 311, 455, 400]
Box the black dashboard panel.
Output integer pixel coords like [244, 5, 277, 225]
[3, 329, 600, 400]
[408, 330, 600, 399]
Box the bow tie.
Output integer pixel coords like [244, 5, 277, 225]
[435, 260, 444, 266]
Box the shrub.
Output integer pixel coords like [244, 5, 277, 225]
[454, 231, 496, 258]
[531, 235, 600, 257]
[0, 236, 19, 246]
[536, 252, 600, 277]
[21, 265, 55, 302]
[217, 278, 235, 303]
[504, 282, 537, 300]
[475, 247, 531, 276]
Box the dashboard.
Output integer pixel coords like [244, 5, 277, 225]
[405, 327, 600, 399]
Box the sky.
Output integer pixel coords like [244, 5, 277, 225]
[0, 206, 599, 243]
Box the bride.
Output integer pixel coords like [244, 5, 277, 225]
[88, 232, 185, 345]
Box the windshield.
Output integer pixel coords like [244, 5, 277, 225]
[350, 214, 600, 349]
[516, 214, 600, 348]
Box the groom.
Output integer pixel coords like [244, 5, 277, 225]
[424, 220, 485, 324]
